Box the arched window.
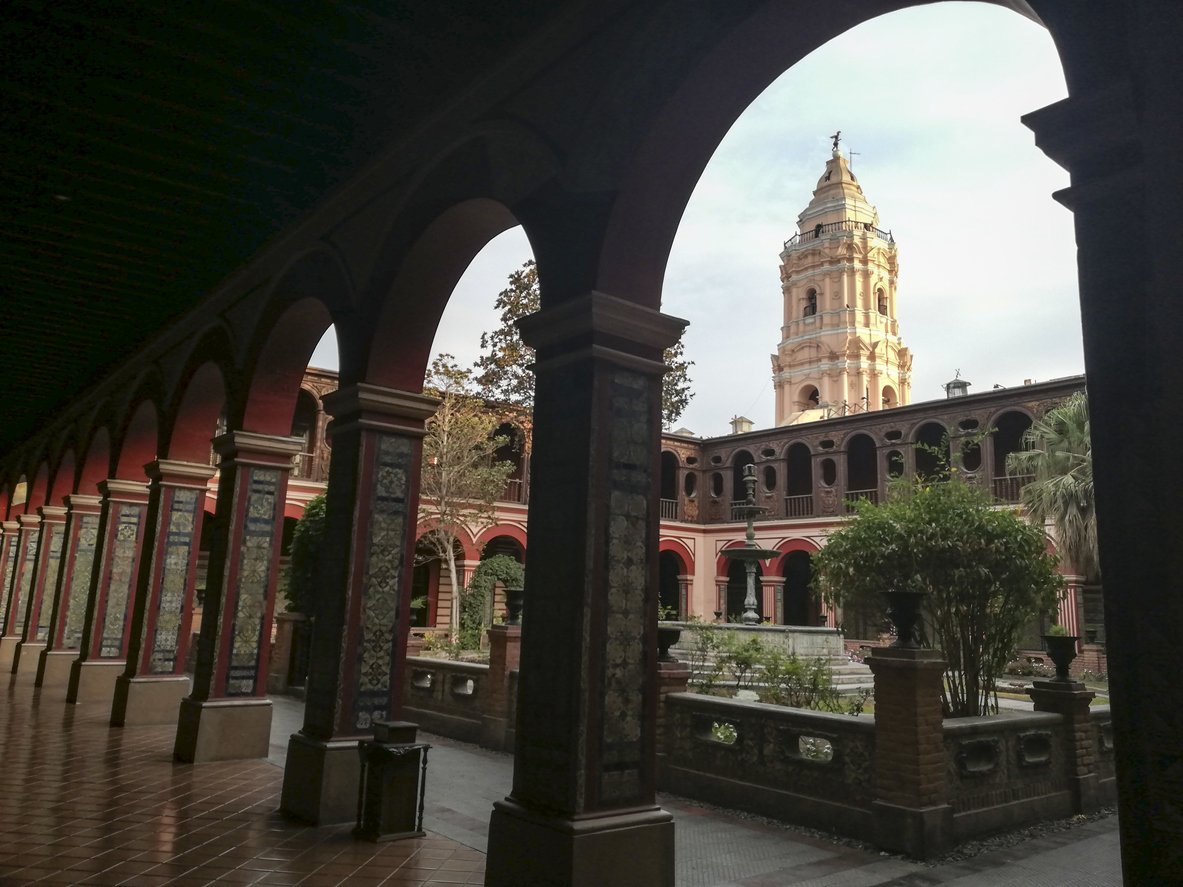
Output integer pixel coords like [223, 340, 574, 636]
[804, 288, 818, 317]
[914, 422, 949, 481]
[710, 472, 724, 498]
[876, 287, 887, 315]
[731, 451, 755, 501]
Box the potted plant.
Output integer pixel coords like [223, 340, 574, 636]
[1042, 623, 1080, 683]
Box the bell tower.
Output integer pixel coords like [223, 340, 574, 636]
[772, 137, 911, 426]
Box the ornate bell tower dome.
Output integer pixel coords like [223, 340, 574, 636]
[772, 135, 912, 426]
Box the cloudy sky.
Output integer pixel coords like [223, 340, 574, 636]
[313, 2, 1083, 438]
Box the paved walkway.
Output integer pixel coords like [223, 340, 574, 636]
[1, 673, 1122, 885]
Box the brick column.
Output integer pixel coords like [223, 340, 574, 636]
[67, 480, 150, 704]
[482, 624, 522, 751]
[111, 460, 214, 726]
[174, 432, 301, 762]
[280, 386, 436, 823]
[12, 506, 67, 674]
[35, 495, 102, 688]
[1028, 680, 1101, 813]
[0, 515, 41, 671]
[866, 647, 951, 857]
[486, 293, 686, 887]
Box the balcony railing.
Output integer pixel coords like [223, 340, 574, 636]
[500, 478, 526, 503]
[784, 219, 894, 250]
[290, 451, 315, 479]
[660, 498, 679, 521]
[844, 489, 878, 513]
[992, 474, 1033, 504]
[785, 494, 813, 518]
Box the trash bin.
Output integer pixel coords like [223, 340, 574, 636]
[355, 720, 430, 842]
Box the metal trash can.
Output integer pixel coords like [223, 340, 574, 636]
[355, 720, 430, 842]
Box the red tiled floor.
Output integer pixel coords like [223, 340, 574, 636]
[0, 674, 485, 886]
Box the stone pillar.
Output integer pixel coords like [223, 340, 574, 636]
[174, 432, 301, 762]
[485, 293, 686, 887]
[280, 385, 436, 824]
[12, 506, 67, 674]
[677, 575, 691, 620]
[866, 647, 951, 858]
[66, 480, 150, 703]
[111, 461, 214, 726]
[35, 495, 103, 688]
[714, 577, 727, 620]
[0, 515, 41, 670]
[266, 611, 306, 694]
[1027, 680, 1100, 813]
[760, 577, 780, 624]
[482, 623, 522, 751]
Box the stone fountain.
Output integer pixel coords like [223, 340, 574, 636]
[722, 464, 781, 624]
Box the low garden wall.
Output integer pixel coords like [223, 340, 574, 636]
[660, 692, 875, 839]
[398, 643, 1114, 859]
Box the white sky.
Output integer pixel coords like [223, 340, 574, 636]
[313, 2, 1082, 438]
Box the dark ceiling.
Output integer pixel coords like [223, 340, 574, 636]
[0, 1, 558, 454]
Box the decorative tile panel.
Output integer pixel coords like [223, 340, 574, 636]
[99, 506, 143, 657]
[0, 537, 16, 628]
[353, 435, 413, 728]
[150, 488, 199, 673]
[35, 526, 64, 641]
[14, 534, 38, 632]
[599, 368, 651, 805]
[62, 516, 100, 649]
[226, 468, 280, 696]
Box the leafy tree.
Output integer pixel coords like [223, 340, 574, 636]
[473, 259, 695, 428]
[1006, 391, 1098, 581]
[813, 477, 1062, 717]
[286, 492, 326, 614]
[418, 355, 517, 641]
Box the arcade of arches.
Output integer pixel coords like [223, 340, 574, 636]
[1, 3, 1181, 883]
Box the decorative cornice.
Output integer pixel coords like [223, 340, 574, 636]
[212, 431, 304, 461]
[517, 291, 686, 354]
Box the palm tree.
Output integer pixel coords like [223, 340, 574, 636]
[1006, 391, 1098, 581]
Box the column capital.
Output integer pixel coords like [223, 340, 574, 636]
[1, 521, 19, 533]
[212, 431, 303, 465]
[1022, 80, 1141, 210]
[36, 505, 68, 523]
[144, 459, 217, 487]
[16, 513, 42, 529]
[322, 384, 439, 437]
[97, 478, 150, 501]
[518, 291, 687, 373]
[63, 494, 102, 512]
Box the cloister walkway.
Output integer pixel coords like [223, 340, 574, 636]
[1, 673, 1120, 886]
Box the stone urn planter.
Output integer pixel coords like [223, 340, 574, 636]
[657, 625, 682, 662]
[880, 589, 926, 648]
[1042, 634, 1080, 682]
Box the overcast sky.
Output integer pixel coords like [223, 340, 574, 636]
[313, 2, 1082, 438]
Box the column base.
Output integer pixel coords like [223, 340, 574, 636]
[486, 798, 675, 887]
[872, 800, 953, 859]
[12, 641, 47, 676]
[36, 649, 79, 689]
[66, 659, 125, 704]
[110, 674, 191, 726]
[173, 696, 273, 763]
[280, 732, 362, 825]
[0, 636, 20, 671]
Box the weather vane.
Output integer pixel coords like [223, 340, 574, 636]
[830, 130, 841, 151]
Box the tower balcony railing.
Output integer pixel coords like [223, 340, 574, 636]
[783, 220, 894, 250]
[500, 478, 526, 504]
[660, 498, 679, 521]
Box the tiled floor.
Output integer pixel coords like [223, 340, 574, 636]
[1, 670, 1123, 886]
[0, 673, 482, 886]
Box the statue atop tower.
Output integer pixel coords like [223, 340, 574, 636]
[771, 141, 912, 425]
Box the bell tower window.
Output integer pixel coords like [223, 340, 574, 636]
[804, 289, 818, 317]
